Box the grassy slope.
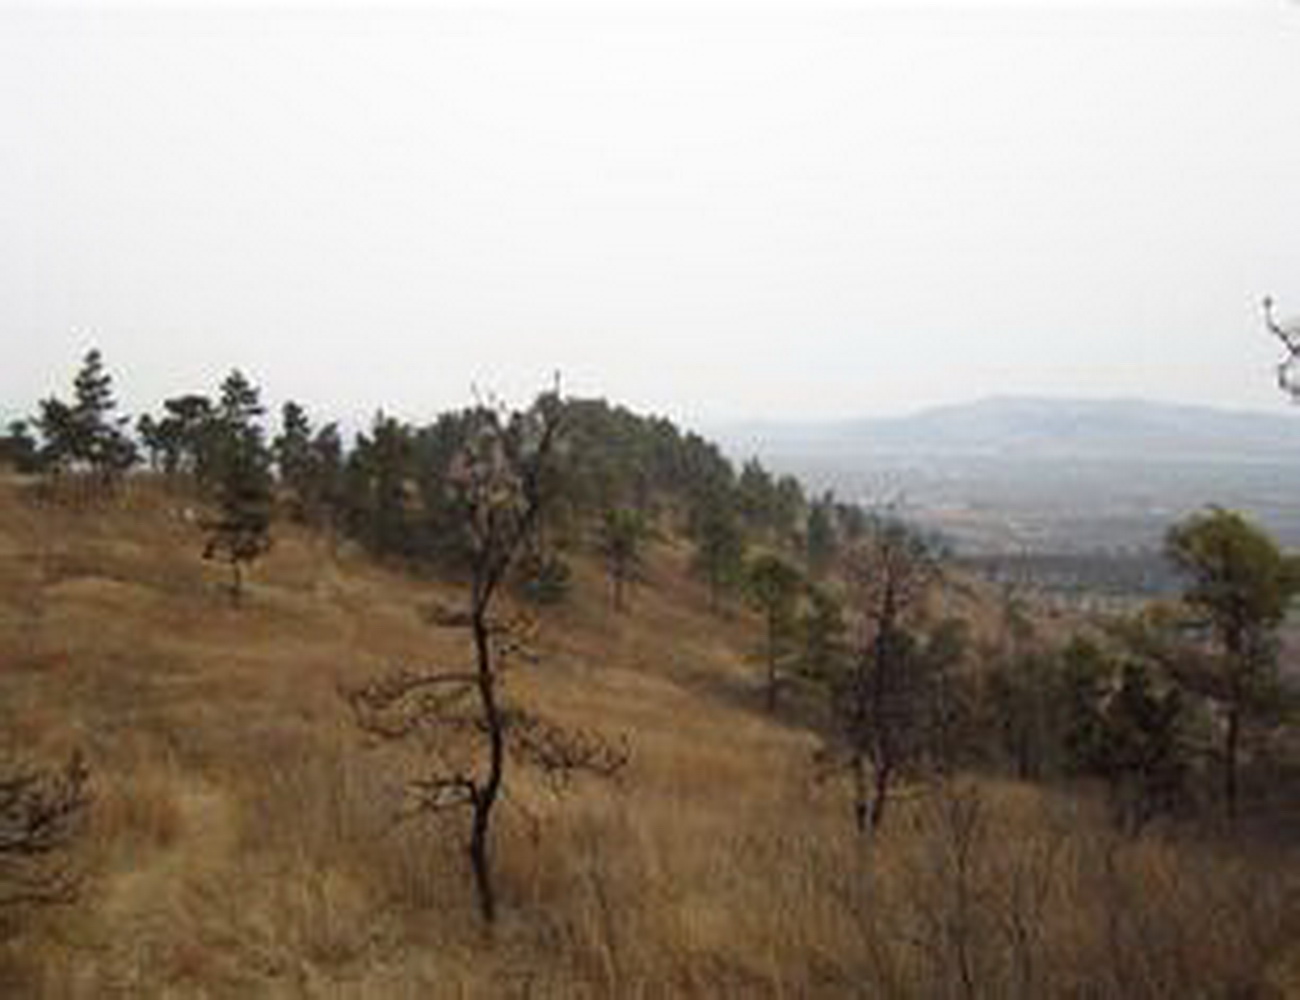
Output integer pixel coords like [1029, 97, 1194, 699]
[0, 476, 1295, 997]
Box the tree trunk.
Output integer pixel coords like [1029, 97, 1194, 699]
[1224, 630, 1244, 825]
[867, 602, 894, 831]
[468, 794, 496, 925]
[470, 587, 503, 925]
[766, 610, 778, 712]
[852, 752, 869, 833]
[869, 754, 892, 831]
[1225, 702, 1240, 824]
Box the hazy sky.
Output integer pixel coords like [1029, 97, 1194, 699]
[2, 1, 1299, 427]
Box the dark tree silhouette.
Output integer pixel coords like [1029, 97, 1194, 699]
[1263, 295, 1300, 400]
[137, 393, 218, 484]
[0, 420, 42, 473]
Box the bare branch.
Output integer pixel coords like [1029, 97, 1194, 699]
[508, 711, 630, 787]
[1264, 295, 1300, 400]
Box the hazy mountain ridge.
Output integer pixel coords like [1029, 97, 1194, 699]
[718, 396, 1300, 462]
[712, 397, 1300, 554]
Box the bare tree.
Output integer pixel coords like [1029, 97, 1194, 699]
[1263, 295, 1300, 400]
[0, 751, 91, 906]
[347, 389, 627, 925]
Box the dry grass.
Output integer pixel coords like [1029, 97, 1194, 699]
[0, 475, 1295, 997]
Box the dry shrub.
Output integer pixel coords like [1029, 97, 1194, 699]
[876, 779, 1298, 999]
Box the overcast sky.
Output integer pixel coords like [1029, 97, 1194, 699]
[2, 1, 1298, 427]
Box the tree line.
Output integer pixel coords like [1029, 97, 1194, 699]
[1, 349, 882, 607]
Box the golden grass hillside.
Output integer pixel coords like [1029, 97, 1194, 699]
[0, 476, 1296, 997]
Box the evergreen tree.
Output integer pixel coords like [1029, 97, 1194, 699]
[746, 552, 803, 711]
[737, 458, 775, 533]
[135, 413, 163, 471]
[201, 371, 272, 604]
[771, 474, 805, 549]
[1100, 660, 1186, 832]
[307, 422, 347, 537]
[806, 492, 838, 575]
[986, 649, 1058, 781]
[1164, 508, 1298, 821]
[273, 401, 315, 521]
[918, 616, 971, 772]
[799, 583, 848, 683]
[35, 348, 137, 488]
[347, 389, 625, 926]
[140, 393, 217, 482]
[0, 420, 42, 473]
[597, 507, 648, 612]
[364, 414, 413, 559]
[1059, 637, 1111, 778]
[690, 496, 746, 614]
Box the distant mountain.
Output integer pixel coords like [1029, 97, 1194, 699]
[712, 397, 1300, 554]
[718, 396, 1300, 463]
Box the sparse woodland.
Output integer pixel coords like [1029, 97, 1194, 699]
[0, 348, 1295, 995]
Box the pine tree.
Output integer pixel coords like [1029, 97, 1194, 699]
[35, 348, 137, 490]
[0, 420, 42, 473]
[690, 496, 746, 614]
[138, 394, 217, 482]
[597, 507, 648, 612]
[307, 422, 346, 538]
[737, 458, 776, 533]
[806, 492, 838, 575]
[1101, 661, 1186, 832]
[273, 401, 315, 522]
[1059, 637, 1111, 778]
[746, 552, 803, 711]
[201, 371, 272, 605]
[799, 583, 848, 682]
[1164, 508, 1298, 821]
[346, 389, 626, 926]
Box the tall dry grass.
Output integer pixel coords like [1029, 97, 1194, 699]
[0, 476, 1295, 996]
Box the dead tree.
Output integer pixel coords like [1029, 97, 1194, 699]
[347, 390, 627, 925]
[0, 751, 91, 906]
[1264, 295, 1300, 400]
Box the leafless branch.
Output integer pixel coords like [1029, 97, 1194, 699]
[507, 711, 630, 787]
[1264, 295, 1300, 399]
